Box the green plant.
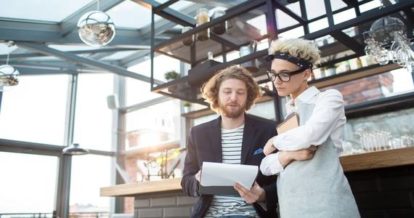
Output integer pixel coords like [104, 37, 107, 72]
[183, 101, 191, 107]
[164, 71, 179, 81]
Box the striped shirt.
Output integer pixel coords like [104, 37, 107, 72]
[205, 125, 257, 218]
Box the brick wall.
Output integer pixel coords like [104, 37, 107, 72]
[134, 191, 197, 218]
[346, 165, 414, 218]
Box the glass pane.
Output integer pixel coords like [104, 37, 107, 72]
[305, 0, 326, 19]
[331, 0, 347, 11]
[275, 2, 301, 29]
[125, 100, 180, 150]
[70, 154, 113, 215]
[193, 113, 218, 126]
[74, 73, 114, 151]
[128, 54, 180, 82]
[309, 18, 329, 32]
[125, 77, 163, 106]
[0, 75, 69, 145]
[0, 152, 58, 213]
[333, 8, 356, 24]
[344, 107, 414, 155]
[0, 0, 93, 22]
[107, 1, 153, 29]
[324, 68, 414, 105]
[248, 101, 276, 120]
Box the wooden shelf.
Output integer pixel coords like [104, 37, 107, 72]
[100, 178, 181, 197]
[340, 147, 414, 172]
[101, 147, 414, 197]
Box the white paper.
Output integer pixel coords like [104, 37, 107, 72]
[200, 162, 258, 189]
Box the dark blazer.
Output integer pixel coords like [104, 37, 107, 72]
[181, 114, 278, 218]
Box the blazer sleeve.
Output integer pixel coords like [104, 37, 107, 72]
[180, 128, 200, 197]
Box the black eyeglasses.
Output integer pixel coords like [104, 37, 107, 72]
[267, 67, 307, 82]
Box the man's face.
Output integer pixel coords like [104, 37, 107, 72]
[218, 78, 248, 118]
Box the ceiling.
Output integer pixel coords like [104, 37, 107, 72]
[0, 0, 412, 86]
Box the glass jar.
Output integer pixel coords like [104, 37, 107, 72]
[181, 26, 194, 46]
[196, 8, 210, 41]
[211, 9, 226, 35]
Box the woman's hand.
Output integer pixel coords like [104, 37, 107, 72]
[263, 137, 277, 155]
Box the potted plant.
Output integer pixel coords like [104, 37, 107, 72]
[183, 101, 191, 113]
[164, 70, 179, 81]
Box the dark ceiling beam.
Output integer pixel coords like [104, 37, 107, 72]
[330, 30, 364, 55]
[185, 0, 246, 8]
[60, 0, 124, 36]
[16, 42, 162, 84]
[274, 0, 306, 24]
[0, 19, 158, 46]
[0, 47, 144, 61]
[13, 66, 76, 75]
[154, 0, 179, 11]
[304, 0, 414, 40]
[140, 0, 196, 27]
[341, 0, 359, 7]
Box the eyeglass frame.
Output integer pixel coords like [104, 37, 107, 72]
[267, 67, 309, 82]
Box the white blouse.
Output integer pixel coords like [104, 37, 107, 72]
[260, 86, 346, 175]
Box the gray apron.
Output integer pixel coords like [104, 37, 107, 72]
[277, 100, 360, 218]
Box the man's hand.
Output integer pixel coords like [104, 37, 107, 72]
[194, 170, 201, 182]
[263, 137, 276, 155]
[234, 182, 265, 204]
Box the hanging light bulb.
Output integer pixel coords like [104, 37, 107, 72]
[63, 143, 89, 155]
[0, 42, 19, 87]
[77, 0, 116, 47]
[363, 1, 414, 71]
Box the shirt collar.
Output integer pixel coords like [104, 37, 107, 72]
[296, 86, 320, 103]
[286, 86, 320, 106]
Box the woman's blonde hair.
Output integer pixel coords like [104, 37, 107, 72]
[268, 38, 321, 65]
[201, 65, 260, 113]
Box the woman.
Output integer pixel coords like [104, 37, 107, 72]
[260, 38, 360, 218]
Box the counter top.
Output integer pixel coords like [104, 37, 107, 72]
[101, 147, 414, 197]
[340, 146, 414, 172]
[100, 178, 182, 197]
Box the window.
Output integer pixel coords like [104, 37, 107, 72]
[125, 100, 180, 149]
[324, 68, 414, 106]
[70, 154, 113, 214]
[0, 75, 69, 145]
[0, 152, 58, 213]
[73, 73, 114, 151]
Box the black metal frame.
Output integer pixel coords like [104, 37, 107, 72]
[149, 0, 414, 122]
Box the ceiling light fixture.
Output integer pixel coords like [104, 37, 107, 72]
[77, 0, 116, 47]
[0, 41, 19, 87]
[63, 143, 89, 155]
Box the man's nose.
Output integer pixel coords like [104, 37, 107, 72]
[229, 92, 237, 101]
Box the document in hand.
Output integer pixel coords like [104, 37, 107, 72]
[199, 162, 258, 196]
[277, 112, 300, 134]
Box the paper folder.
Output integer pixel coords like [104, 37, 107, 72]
[277, 112, 300, 134]
[199, 162, 258, 196]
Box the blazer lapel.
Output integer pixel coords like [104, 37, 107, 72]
[208, 116, 222, 162]
[241, 114, 257, 164]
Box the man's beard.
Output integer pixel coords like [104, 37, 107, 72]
[219, 102, 245, 118]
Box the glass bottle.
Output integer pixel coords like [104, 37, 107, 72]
[196, 8, 210, 41]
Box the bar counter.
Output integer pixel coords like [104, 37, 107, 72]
[101, 147, 414, 217]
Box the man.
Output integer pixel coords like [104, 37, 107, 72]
[181, 66, 314, 218]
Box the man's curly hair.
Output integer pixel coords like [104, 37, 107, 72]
[201, 65, 260, 113]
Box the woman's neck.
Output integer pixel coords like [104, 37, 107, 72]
[290, 83, 309, 101]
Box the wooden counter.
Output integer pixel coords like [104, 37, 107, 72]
[101, 147, 414, 197]
[340, 146, 414, 172]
